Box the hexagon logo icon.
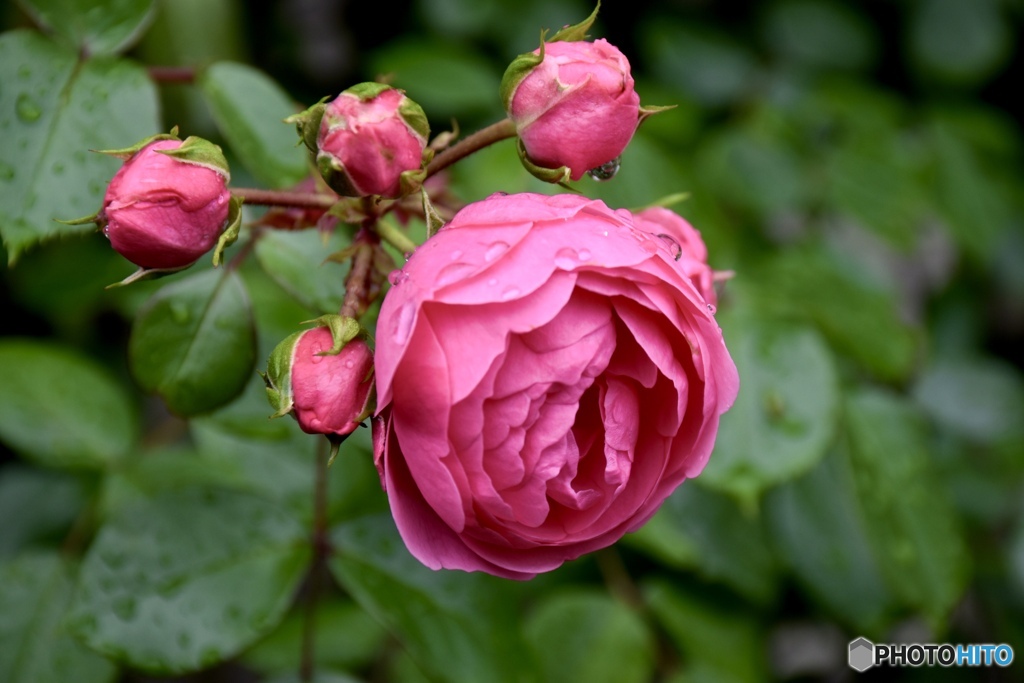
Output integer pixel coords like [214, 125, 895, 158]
[849, 637, 875, 672]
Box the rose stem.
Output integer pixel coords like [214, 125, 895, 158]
[340, 237, 376, 318]
[374, 217, 419, 257]
[147, 66, 197, 83]
[426, 117, 517, 178]
[231, 188, 338, 210]
[300, 438, 331, 683]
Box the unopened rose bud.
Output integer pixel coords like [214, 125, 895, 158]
[263, 316, 375, 438]
[317, 83, 430, 199]
[502, 38, 640, 182]
[99, 137, 231, 269]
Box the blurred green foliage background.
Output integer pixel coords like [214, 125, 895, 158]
[1, 0, 1023, 681]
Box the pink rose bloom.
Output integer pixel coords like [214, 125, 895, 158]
[373, 192, 739, 579]
[631, 207, 717, 307]
[503, 39, 641, 181]
[318, 83, 429, 199]
[101, 139, 230, 269]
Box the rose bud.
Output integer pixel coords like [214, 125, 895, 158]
[501, 37, 641, 183]
[631, 206, 718, 307]
[99, 136, 232, 270]
[263, 315, 375, 438]
[316, 83, 430, 199]
[373, 192, 739, 579]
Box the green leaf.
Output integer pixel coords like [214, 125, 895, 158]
[328, 514, 534, 683]
[524, 590, 655, 683]
[254, 229, 350, 314]
[754, 249, 919, 382]
[16, 0, 156, 55]
[641, 22, 755, 106]
[0, 465, 89, 559]
[0, 30, 160, 263]
[761, 0, 877, 71]
[908, 0, 1011, 86]
[0, 552, 118, 683]
[912, 356, 1024, 444]
[0, 339, 138, 468]
[129, 268, 256, 416]
[369, 39, 503, 120]
[197, 62, 308, 188]
[68, 488, 310, 674]
[698, 314, 840, 503]
[241, 599, 386, 677]
[642, 579, 768, 683]
[765, 448, 895, 633]
[627, 480, 778, 603]
[844, 389, 970, 627]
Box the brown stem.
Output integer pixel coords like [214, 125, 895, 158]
[426, 118, 517, 178]
[340, 231, 378, 318]
[595, 547, 644, 609]
[232, 188, 338, 210]
[147, 66, 197, 84]
[300, 439, 331, 683]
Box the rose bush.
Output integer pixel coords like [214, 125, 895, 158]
[373, 192, 739, 579]
[502, 39, 640, 181]
[99, 138, 231, 269]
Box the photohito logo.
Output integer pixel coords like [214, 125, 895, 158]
[848, 637, 1014, 672]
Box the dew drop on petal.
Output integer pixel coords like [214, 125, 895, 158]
[587, 156, 620, 181]
[577, 248, 592, 261]
[501, 286, 521, 301]
[656, 233, 683, 260]
[435, 262, 476, 287]
[707, 303, 717, 315]
[387, 269, 408, 286]
[484, 241, 509, 262]
[554, 247, 578, 270]
[450, 249, 463, 260]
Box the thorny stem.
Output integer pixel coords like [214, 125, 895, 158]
[426, 117, 517, 178]
[340, 233, 377, 318]
[300, 439, 331, 683]
[231, 188, 338, 210]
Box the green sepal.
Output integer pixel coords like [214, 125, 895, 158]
[326, 197, 372, 225]
[105, 264, 192, 289]
[398, 167, 427, 199]
[500, 46, 545, 113]
[212, 195, 244, 267]
[262, 330, 304, 419]
[429, 120, 460, 151]
[515, 138, 572, 184]
[634, 192, 691, 212]
[55, 212, 101, 227]
[638, 103, 677, 127]
[156, 135, 231, 180]
[304, 314, 362, 356]
[397, 95, 430, 143]
[284, 97, 328, 154]
[422, 188, 446, 239]
[344, 81, 394, 102]
[549, 1, 601, 42]
[317, 152, 361, 198]
[94, 127, 181, 159]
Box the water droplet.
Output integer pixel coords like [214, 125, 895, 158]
[554, 247, 578, 270]
[344, 359, 354, 368]
[392, 301, 416, 344]
[656, 233, 683, 260]
[450, 249, 463, 260]
[102, 225, 110, 237]
[487, 277, 498, 286]
[435, 262, 475, 288]
[403, 251, 414, 260]
[112, 596, 137, 621]
[15, 93, 42, 122]
[587, 156, 620, 181]
[501, 286, 521, 301]
[577, 248, 592, 261]
[707, 303, 717, 315]
[484, 241, 509, 262]
[387, 269, 408, 286]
